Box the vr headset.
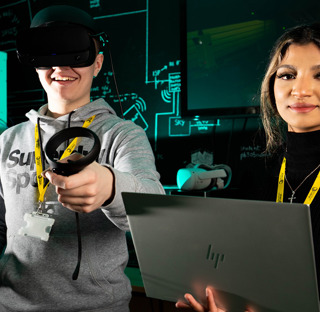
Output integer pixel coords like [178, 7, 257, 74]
[16, 23, 107, 69]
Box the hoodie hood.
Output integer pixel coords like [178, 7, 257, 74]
[26, 98, 117, 126]
[24, 98, 120, 151]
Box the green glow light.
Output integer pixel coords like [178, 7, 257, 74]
[0, 51, 7, 127]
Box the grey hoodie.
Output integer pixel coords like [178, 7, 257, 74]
[0, 98, 164, 311]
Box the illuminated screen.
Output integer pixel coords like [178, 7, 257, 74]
[0, 52, 7, 127]
[181, 0, 320, 117]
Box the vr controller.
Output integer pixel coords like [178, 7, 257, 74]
[45, 127, 101, 176]
[16, 23, 107, 68]
[44, 126, 101, 281]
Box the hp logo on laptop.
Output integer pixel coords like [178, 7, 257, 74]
[206, 244, 225, 269]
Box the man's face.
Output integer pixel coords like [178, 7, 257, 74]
[36, 53, 103, 115]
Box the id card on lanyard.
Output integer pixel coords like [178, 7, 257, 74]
[18, 115, 96, 241]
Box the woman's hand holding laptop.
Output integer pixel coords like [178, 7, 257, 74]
[175, 287, 226, 312]
[176, 287, 252, 312]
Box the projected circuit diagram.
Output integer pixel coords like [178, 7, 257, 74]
[146, 62, 220, 150]
[0, 0, 220, 144]
[90, 0, 220, 150]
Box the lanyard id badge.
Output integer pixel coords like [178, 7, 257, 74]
[18, 211, 55, 241]
[18, 115, 96, 241]
[18, 126, 54, 241]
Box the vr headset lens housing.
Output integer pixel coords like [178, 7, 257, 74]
[16, 25, 97, 69]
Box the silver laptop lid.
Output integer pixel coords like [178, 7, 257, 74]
[123, 192, 319, 312]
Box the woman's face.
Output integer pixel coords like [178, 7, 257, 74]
[274, 43, 320, 132]
[36, 53, 103, 117]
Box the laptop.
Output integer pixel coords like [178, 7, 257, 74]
[122, 192, 320, 312]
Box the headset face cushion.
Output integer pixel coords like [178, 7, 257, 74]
[16, 24, 96, 68]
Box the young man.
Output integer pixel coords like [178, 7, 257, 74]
[0, 5, 164, 311]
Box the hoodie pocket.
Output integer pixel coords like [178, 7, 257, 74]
[82, 230, 130, 300]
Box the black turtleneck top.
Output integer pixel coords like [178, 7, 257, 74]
[262, 130, 320, 291]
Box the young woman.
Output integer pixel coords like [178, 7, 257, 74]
[176, 23, 320, 312]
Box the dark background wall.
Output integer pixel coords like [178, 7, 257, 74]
[1, 0, 320, 192]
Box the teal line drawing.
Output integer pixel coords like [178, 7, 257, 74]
[154, 91, 180, 150]
[145, 0, 149, 84]
[109, 92, 147, 110]
[90, 0, 150, 131]
[106, 92, 148, 130]
[168, 72, 181, 92]
[191, 119, 221, 131]
[27, 0, 32, 22]
[89, 0, 190, 144]
[91, 71, 113, 101]
[93, 9, 147, 20]
[161, 89, 172, 103]
[90, 0, 100, 9]
[0, 0, 26, 10]
[1, 0, 221, 143]
[124, 105, 148, 131]
[169, 117, 191, 137]
[169, 117, 221, 138]
[134, 96, 147, 112]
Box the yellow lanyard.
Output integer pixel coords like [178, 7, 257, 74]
[276, 157, 286, 203]
[34, 115, 96, 203]
[276, 157, 320, 205]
